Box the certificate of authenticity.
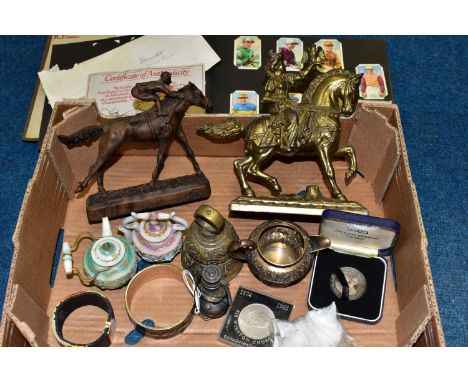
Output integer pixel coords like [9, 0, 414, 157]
[86, 64, 205, 117]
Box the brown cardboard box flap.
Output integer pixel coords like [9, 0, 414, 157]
[7, 284, 49, 347]
[350, 103, 401, 203]
[48, 101, 101, 198]
[396, 285, 431, 346]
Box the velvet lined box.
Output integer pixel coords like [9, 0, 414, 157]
[308, 209, 400, 323]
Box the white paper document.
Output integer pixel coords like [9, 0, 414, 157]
[86, 65, 205, 117]
[39, 35, 220, 107]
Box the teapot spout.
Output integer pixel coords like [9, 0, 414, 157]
[102, 217, 113, 237]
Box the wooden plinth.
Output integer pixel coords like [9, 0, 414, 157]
[86, 173, 211, 223]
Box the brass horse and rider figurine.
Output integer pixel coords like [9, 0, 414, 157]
[58, 72, 212, 222]
[197, 44, 367, 215]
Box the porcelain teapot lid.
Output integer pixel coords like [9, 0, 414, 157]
[90, 217, 125, 267]
[91, 237, 126, 267]
[140, 219, 172, 243]
[120, 212, 188, 244]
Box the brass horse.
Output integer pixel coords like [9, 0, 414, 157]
[58, 82, 211, 193]
[197, 70, 362, 201]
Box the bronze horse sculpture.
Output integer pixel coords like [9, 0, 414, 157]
[58, 82, 211, 193]
[198, 67, 363, 202]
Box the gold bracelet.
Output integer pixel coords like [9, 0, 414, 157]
[125, 264, 194, 339]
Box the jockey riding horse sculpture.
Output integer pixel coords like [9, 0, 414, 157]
[197, 46, 367, 215]
[58, 79, 212, 222]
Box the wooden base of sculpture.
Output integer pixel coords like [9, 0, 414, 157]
[229, 185, 367, 216]
[86, 173, 211, 223]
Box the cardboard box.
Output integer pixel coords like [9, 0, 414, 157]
[0, 100, 445, 346]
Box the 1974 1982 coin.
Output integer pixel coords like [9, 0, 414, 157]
[238, 303, 275, 340]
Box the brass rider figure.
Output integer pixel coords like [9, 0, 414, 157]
[263, 48, 323, 152]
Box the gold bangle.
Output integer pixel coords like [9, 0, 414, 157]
[125, 264, 194, 339]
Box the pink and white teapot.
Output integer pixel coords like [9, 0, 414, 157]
[118, 211, 188, 263]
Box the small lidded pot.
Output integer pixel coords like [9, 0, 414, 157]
[118, 211, 188, 263]
[62, 217, 137, 290]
